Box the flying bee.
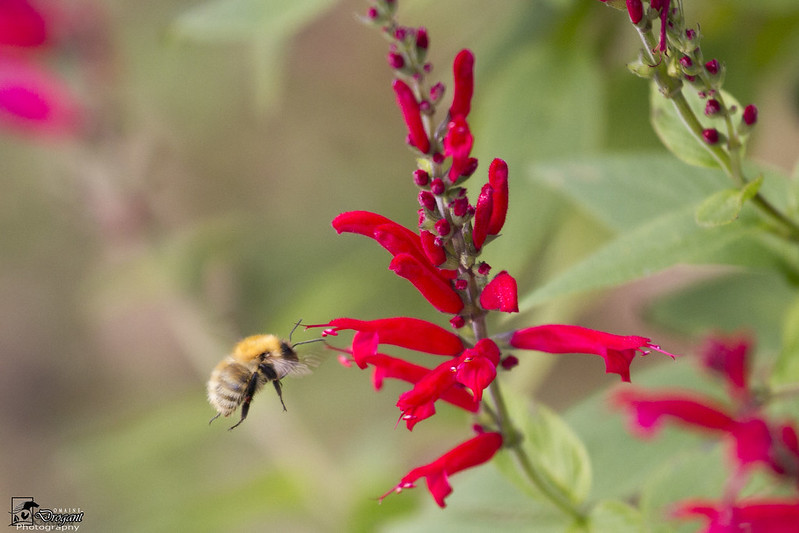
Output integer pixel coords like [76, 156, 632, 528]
[207, 324, 321, 430]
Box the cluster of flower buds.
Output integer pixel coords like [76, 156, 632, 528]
[600, 0, 757, 146]
[314, 0, 674, 508]
[614, 334, 799, 530]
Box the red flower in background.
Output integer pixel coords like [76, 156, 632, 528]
[0, 0, 82, 137]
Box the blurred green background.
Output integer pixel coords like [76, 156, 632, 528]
[2, 0, 798, 531]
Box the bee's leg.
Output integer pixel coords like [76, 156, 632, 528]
[272, 379, 287, 411]
[208, 412, 221, 425]
[228, 372, 260, 431]
[260, 363, 287, 411]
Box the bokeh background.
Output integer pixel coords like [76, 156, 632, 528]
[3, 0, 798, 531]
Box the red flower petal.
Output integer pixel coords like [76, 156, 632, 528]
[390, 253, 464, 314]
[0, 56, 82, 137]
[449, 49, 474, 119]
[487, 158, 508, 235]
[509, 324, 661, 381]
[479, 270, 518, 313]
[0, 0, 47, 47]
[380, 432, 502, 508]
[392, 78, 429, 153]
[674, 499, 799, 533]
[319, 317, 464, 355]
[472, 183, 493, 251]
[700, 333, 751, 399]
[612, 389, 737, 437]
[420, 229, 446, 266]
[455, 339, 500, 402]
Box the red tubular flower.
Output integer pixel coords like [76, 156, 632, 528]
[480, 271, 518, 313]
[449, 49, 474, 119]
[389, 253, 464, 313]
[397, 357, 459, 429]
[392, 78, 430, 154]
[0, 0, 47, 47]
[316, 317, 465, 356]
[472, 183, 493, 250]
[508, 324, 670, 381]
[612, 389, 737, 437]
[455, 338, 501, 402]
[351, 349, 478, 412]
[673, 499, 799, 533]
[700, 333, 751, 400]
[487, 158, 508, 235]
[0, 56, 82, 137]
[731, 418, 799, 480]
[332, 210, 431, 267]
[443, 115, 474, 182]
[380, 432, 503, 507]
[333, 210, 416, 241]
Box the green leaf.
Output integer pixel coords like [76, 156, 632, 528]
[531, 154, 726, 232]
[650, 83, 744, 169]
[695, 175, 763, 227]
[774, 293, 799, 385]
[520, 206, 774, 309]
[564, 360, 722, 502]
[583, 500, 643, 533]
[171, 0, 336, 113]
[172, 0, 335, 42]
[648, 271, 795, 355]
[497, 392, 592, 506]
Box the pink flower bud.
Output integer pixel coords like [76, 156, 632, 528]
[430, 178, 445, 195]
[743, 104, 758, 126]
[434, 218, 451, 237]
[415, 26, 429, 50]
[387, 52, 404, 69]
[413, 169, 429, 186]
[705, 59, 720, 75]
[702, 128, 719, 144]
[418, 190, 436, 210]
[704, 99, 721, 116]
[450, 315, 465, 329]
[626, 0, 643, 24]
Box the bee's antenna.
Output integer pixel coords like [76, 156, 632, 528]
[291, 338, 326, 348]
[289, 319, 303, 343]
[289, 319, 326, 348]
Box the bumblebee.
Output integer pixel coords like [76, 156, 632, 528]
[207, 333, 316, 430]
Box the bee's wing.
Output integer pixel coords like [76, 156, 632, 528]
[271, 356, 315, 379]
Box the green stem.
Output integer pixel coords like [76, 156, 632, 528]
[487, 375, 587, 522]
[634, 25, 799, 241]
